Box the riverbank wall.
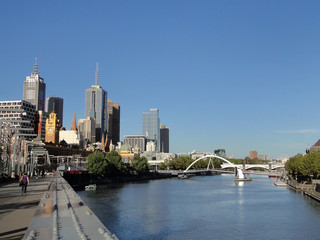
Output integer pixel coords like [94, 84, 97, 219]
[287, 178, 320, 203]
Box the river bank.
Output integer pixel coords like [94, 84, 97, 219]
[287, 177, 320, 203]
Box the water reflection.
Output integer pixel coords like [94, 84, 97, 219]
[78, 175, 320, 240]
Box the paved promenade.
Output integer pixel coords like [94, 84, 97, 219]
[0, 176, 52, 240]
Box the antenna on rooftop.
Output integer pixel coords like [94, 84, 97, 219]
[33, 57, 39, 74]
[95, 62, 99, 85]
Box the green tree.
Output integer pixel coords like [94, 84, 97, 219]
[105, 150, 124, 176]
[285, 154, 303, 175]
[85, 152, 108, 178]
[159, 161, 168, 170]
[132, 156, 151, 175]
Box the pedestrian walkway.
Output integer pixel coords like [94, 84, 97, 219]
[0, 176, 52, 240]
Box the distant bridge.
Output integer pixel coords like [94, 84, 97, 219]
[221, 163, 285, 171]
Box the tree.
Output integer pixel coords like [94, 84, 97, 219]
[85, 152, 108, 178]
[105, 150, 124, 176]
[132, 156, 151, 175]
[285, 154, 303, 175]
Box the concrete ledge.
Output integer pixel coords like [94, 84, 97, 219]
[23, 174, 117, 240]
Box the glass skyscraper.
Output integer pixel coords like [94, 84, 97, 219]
[23, 58, 46, 111]
[85, 64, 107, 142]
[46, 95, 64, 126]
[142, 108, 160, 152]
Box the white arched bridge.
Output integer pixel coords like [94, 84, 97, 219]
[184, 155, 248, 180]
[182, 155, 284, 180]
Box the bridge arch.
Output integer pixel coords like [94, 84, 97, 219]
[184, 155, 236, 172]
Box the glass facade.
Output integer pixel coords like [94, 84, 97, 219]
[85, 85, 107, 142]
[46, 96, 64, 126]
[142, 109, 160, 152]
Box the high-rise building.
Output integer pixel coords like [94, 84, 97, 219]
[46, 95, 64, 126]
[84, 63, 107, 142]
[160, 124, 169, 153]
[78, 117, 96, 148]
[107, 99, 120, 145]
[23, 58, 46, 112]
[0, 100, 37, 140]
[249, 151, 258, 160]
[142, 108, 160, 152]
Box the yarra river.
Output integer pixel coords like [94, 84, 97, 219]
[78, 174, 320, 240]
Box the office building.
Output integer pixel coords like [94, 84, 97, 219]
[107, 99, 120, 145]
[124, 135, 146, 153]
[142, 108, 160, 152]
[258, 155, 270, 161]
[23, 58, 46, 111]
[160, 124, 169, 153]
[0, 100, 37, 140]
[78, 117, 96, 147]
[46, 95, 64, 126]
[85, 63, 107, 142]
[249, 151, 258, 160]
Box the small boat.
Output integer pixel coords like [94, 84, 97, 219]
[85, 184, 97, 191]
[178, 174, 189, 179]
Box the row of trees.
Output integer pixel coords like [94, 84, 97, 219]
[159, 156, 222, 170]
[285, 151, 320, 178]
[85, 151, 150, 178]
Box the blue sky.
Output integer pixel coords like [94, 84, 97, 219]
[1, 1, 320, 159]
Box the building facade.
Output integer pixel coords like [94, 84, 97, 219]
[0, 100, 37, 139]
[107, 99, 120, 145]
[85, 64, 107, 142]
[78, 117, 96, 148]
[142, 108, 160, 152]
[23, 58, 46, 112]
[249, 151, 258, 160]
[46, 95, 64, 126]
[160, 124, 169, 153]
[45, 112, 61, 144]
[124, 135, 146, 153]
[36, 110, 48, 140]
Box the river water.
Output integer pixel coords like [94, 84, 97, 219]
[78, 174, 320, 240]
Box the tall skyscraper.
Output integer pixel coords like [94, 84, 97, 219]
[107, 99, 120, 145]
[142, 108, 160, 152]
[160, 124, 169, 153]
[23, 58, 46, 111]
[46, 95, 64, 126]
[85, 63, 107, 142]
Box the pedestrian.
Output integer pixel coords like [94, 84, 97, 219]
[42, 170, 45, 178]
[20, 172, 29, 195]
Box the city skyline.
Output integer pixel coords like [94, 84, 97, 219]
[2, 1, 320, 158]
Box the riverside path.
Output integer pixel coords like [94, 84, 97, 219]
[0, 173, 118, 240]
[0, 176, 52, 240]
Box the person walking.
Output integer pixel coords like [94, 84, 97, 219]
[20, 172, 29, 195]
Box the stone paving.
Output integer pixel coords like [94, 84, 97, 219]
[0, 176, 52, 240]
